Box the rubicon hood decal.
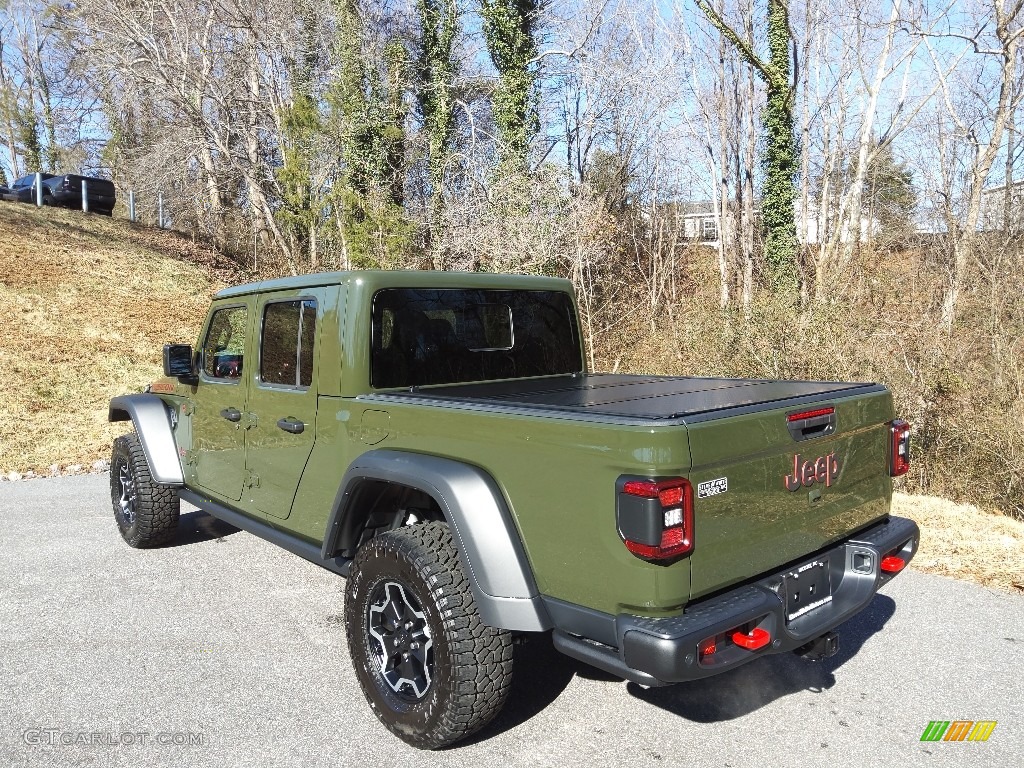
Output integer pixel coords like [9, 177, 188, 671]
[784, 451, 841, 491]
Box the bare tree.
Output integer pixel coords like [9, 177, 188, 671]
[923, 0, 1024, 328]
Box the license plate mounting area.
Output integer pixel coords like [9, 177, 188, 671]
[784, 558, 832, 622]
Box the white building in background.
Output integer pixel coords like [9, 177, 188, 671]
[978, 181, 1024, 231]
[678, 202, 723, 244]
[678, 199, 878, 246]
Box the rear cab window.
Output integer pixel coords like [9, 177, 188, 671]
[371, 288, 582, 388]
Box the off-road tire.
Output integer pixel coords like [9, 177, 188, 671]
[110, 433, 180, 548]
[345, 521, 514, 749]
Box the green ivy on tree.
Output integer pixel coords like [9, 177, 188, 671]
[328, 0, 412, 267]
[276, 92, 323, 264]
[695, 0, 798, 295]
[417, 0, 458, 198]
[480, 0, 540, 172]
[17, 106, 42, 172]
[275, 8, 330, 268]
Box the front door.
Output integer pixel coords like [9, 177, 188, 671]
[193, 300, 253, 501]
[243, 291, 320, 519]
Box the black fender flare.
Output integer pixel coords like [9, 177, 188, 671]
[108, 394, 184, 486]
[325, 449, 551, 632]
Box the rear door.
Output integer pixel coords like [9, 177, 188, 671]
[193, 299, 254, 501]
[242, 290, 321, 519]
[11, 175, 35, 201]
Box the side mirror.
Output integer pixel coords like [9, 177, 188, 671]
[163, 344, 197, 383]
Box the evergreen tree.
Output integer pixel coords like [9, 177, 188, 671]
[861, 144, 916, 238]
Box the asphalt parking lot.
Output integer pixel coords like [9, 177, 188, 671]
[1, 475, 1021, 767]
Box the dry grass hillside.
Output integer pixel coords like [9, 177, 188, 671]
[893, 493, 1023, 591]
[0, 205, 1020, 591]
[0, 205, 236, 474]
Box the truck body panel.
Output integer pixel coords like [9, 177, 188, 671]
[360, 374, 894, 608]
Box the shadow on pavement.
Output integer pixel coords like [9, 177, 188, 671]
[457, 633, 600, 747]
[460, 593, 896, 744]
[165, 509, 240, 547]
[627, 593, 897, 722]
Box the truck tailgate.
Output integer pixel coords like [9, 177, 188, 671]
[685, 388, 895, 599]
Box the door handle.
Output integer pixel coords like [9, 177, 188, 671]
[277, 417, 305, 434]
[220, 407, 242, 422]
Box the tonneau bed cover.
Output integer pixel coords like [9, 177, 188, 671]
[368, 373, 886, 424]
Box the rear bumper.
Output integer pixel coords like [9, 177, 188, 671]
[559, 516, 919, 686]
[50, 190, 115, 209]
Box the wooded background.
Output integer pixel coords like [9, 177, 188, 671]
[1, 0, 1022, 516]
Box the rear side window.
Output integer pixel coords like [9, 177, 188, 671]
[371, 288, 582, 388]
[71, 175, 115, 194]
[260, 299, 317, 388]
[201, 305, 247, 380]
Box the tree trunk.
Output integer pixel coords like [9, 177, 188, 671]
[31, 16, 58, 168]
[695, 0, 799, 295]
[833, 1, 902, 277]
[716, 33, 731, 309]
[742, 66, 756, 309]
[941, 2, 1021, 329]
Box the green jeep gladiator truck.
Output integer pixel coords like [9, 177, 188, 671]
[108, 270, 918, 748]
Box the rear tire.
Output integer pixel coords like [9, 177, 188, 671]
[110, 433, 180, 547]
[345, 522, 514, 749]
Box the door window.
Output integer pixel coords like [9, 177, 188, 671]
[260, 299, 317, 388]
[201, 306, 247, 380]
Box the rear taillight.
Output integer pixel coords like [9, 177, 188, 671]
[617, 477, 694, 561]
[890, 420, 911, 477]
[698, 637, 717, 659]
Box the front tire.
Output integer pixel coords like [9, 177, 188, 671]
[345, 522, 514, 749]
[110, 433, 180, 547]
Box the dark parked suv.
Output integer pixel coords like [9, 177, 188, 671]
[2, 172, 115, 215]
[3, 173, 56, 204]
[43, 174, 116, 215]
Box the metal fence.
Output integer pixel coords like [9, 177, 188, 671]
[29, 172, 167, 227]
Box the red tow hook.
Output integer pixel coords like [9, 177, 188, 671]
[732, 627, 771, 651]
[880, 556, 906, 573]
